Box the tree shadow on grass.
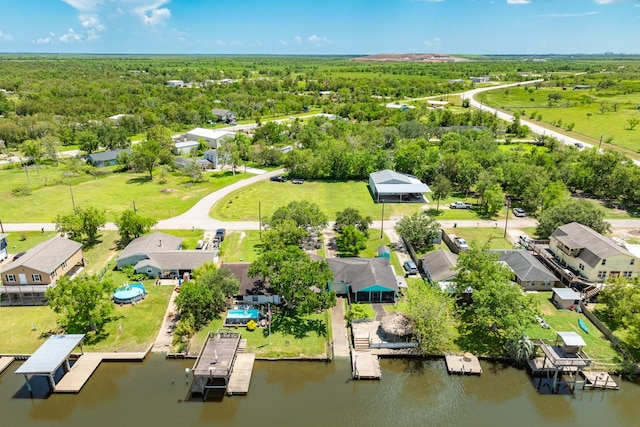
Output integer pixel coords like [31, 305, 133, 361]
[126, 176, 152, 185]
[265, 312, 327, 339]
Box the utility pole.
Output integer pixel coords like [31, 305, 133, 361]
[259, 201, 262, 239]
[380, 201, 385, 239]
[504, 199, 511, 239]
[598, 134, 603, 151]
[69, 185, 76, 210]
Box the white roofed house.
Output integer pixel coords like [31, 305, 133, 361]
[1, 236, 84, 305]
[185, 128, 235, 150]
[368, 170, 431, 203]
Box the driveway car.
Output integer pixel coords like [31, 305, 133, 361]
[291, 178, 304, 185]
[454, 237, 468, 249]
[449, 201, 472, 209]
[270, 175, 287, 182]
[215, 228, 226, 242]
[403, 260, 418, 275]
[512, 208, 527, 217]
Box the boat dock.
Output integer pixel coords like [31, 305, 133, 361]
[445, 353, 482, 375]
[55, 351, 148, 393]
[582, 371, 619, 390]
[0, 357, 14, 374]
[227, 353, 256, 395]
[351, 350, 381, 380]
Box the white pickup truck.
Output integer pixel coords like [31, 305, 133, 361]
[449, 201, 472, 209]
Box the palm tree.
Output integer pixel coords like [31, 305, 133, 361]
[508, 334, 535, 366]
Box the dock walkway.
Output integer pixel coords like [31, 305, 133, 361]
[445, 353, 482, 375]
[227, 353, 256, 395]
[352, 350, 381, 380]
[54, 351, 148, 393]
[0, 357, 14, 374]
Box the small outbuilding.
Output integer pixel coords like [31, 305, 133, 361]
[174, 140, 200, 155]
[552, 287, 581, 310]
[377, 245, 391, 260]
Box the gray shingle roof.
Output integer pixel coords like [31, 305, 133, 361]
[223, 262, 273, 296]
[117, 232, 182, 262]
[136, 251, 215, 271]
[420, 249, 458, 282]
[3, 236, 82, 274]
[86, 148, 131, 163]
[495, 249, 558, 283]
[327, 257, 398, 292]
[552, 222, 629, 268]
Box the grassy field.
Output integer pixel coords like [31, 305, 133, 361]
[189, 312, 330, 358]
[481, 85, 640, 156]
[0, 283, 173, 354]
[2, 231, 58, 255]
[0, 165, 249, 222]
[445, 227, 515, 249]
[220, 230, 264, 263]
[210, 180, 424, 221]
[525, 292, 619, 362]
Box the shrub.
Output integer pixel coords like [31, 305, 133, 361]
[246, 320, 257, 331]
[345, 304, 372, 326]
[12, 185, 31, 196]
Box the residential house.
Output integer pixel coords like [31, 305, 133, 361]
[211, 108, 237, 124]
[203, 149, 219, 168]
[0, 236, 84, 305]
[377, 246, 391, 260]
[549, 222, 640, 282]
[0, 233, 8, 261]
[419, 249, 458, 283]
[107, 114, 128, 125]
[166, 80, 184, 87]
[426, 100, 450, 109]
[173, 140, 200, 155]
[495, 249, 559, 290]
[223, 262, 281, 305]
[116, 232, 216, 279]
[368, 169, 431, 203]
[448, 79, 465, 84]
[174, 157, 211, 171]
[552, 287, 581, 310]
[327, 257, 399, 303]
[470, 76, 490, 83]
[185, 128, 235, 150]
[86, 148, 131, 167]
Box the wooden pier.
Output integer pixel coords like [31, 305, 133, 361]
[0, 357, 14, 374]
[581, 371, 619, 390]
[351, 350, 381, 380]
[445, 353, 482, 375]
[54, 351, 148, 393]
[227, 353, 256, 395]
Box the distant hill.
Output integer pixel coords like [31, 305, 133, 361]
[353, 53, 469, 63]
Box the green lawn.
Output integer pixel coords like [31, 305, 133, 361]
[156, 228, 205, 250]
[0, 283, 173, 353]
[0, 165, 250, 222]
[189, 312, 330, 358]
[210, 180, 424, 221]
[445, 227, 515, 249]
[2, 231, 58, 255]
[82, 231, 121, 275]
[220, 230, 264, 263]
[525, 292, 619, 362]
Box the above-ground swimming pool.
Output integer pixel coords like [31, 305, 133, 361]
[225, 307, 260, 325]
[113, 283, 147, 304]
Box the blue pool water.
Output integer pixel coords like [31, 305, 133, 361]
[113, 283, 146, 304]
[225, 308, 260, 325]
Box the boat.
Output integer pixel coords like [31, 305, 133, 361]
[578, 318, 589, 334]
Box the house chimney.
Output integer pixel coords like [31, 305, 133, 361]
[159, 239, 162, 247]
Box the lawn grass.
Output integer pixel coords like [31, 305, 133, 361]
[189, 312, 330, 358]
[0, 165, 249, 222]
[82, 231, 121, 275]
[210, 180, 424, 221]
[445, 227, 515, 249]
[525, 292, 619, 362]
[156, 228, 205, 250]
[0, 283, 173, 353]
[220, 230, 263, 263]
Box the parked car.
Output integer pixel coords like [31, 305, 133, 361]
[512, 207, 527, 217]
[403, 260, 418, 276]
[270, 175, 287, 182]
[291, 178, 304, 185]
[449, 201, 472, 209]
[454, 237, 468, 249]
[215, 228, 226, 242]
[12, 252, 26, 261]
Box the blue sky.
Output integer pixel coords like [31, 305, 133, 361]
[0, 0, 638, 55]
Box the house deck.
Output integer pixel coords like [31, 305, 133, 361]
[0, 357, 14, 374]
[445, 353, 482, 375]
[352, 350, 381, 380]
[581, 371, 619, 390]
[226, 353, 256, 395]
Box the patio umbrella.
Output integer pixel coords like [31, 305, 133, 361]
[379, 312, 414, 337]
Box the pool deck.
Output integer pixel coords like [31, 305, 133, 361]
[0, 357, 14, 374]
[54, 350, 149, 393]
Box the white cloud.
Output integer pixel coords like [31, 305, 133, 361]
[61, 1, 172, 32]
[538, 11, 600, 17]
[507, 0, 531, 4]
[60, 28, 83, 43]
[308, 35, 332, 47]
[294, 36, 302, 45]
[0, 30, 12, 41]
[134, 2, 171, 26]
[35, 37, 53, 45]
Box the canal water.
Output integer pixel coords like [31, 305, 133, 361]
[1, 354, 639, 427]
